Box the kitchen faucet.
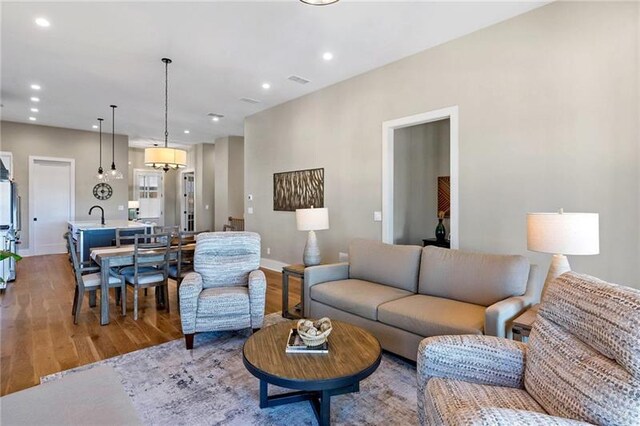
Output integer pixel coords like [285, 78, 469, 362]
[88, 205, 105, 225]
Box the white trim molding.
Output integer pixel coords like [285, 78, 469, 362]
[381, 106, 459, 249]
[260, 257, 288, 272]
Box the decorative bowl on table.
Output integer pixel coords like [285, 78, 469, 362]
[297, 318, 332, 347]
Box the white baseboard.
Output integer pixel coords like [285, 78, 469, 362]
[17, 247, 33, 257]
[260, 258, 288, 272]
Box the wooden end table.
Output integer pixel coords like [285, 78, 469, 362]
[242, 320, 382, 426]
[512, 304, 540, 342]
[282, 263, 306, 319]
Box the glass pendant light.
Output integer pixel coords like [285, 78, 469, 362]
[95, 118, 108, 181]
[300, 0, 339, 5]
[144, 57, 187, 172]
[108, 104, 123, 179]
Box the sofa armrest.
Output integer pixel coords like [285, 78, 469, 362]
[485, 264, 542, 337]
[248, 269, 267, 329]
[303, 262, 349, 317]
[179, 272, 203, 334]
[449, 408, 592, 425]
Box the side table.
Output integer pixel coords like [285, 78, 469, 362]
[282, 263, 306, 319]
[512, 304, 540, 342]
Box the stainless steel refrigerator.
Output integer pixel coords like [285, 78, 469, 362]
[0, 159, 21, 286]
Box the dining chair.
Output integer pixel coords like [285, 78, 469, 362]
[222, 217, 244, 231]
[115, 227, 147, 247]
[120, 233, 171, 320]
[64, 232, 100, 274]
[168, 230, 209, 307]
[67, 233, 126, 324]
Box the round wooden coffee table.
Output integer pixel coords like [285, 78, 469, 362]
[242, 320, 382, 426]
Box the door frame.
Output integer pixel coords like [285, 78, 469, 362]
[28, 155, 76, 255]
[381, 106, 459, 248]
[179, 168, 196, 231]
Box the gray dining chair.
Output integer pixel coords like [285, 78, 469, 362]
[120, 233, 171, 320]
[67, 233, 126, 324]
[115, 226, 148, 247]
[168, 230, 208, 307]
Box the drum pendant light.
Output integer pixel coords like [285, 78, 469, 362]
[95, 118, 107, 181]
[108, 104, 123, 179]
[144, 58, 187, 172]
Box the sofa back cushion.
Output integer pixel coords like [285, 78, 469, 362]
[349, 239, 421, 292]
[418, 247, 529, 306]
[194, 232, 261, 289]
[524, 272, 640, 424]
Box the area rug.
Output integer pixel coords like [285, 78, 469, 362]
[42, 313, 418, 425]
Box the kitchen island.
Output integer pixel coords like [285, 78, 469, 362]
[68, 220, 153, 263]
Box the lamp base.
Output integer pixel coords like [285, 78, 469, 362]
[303, 230, 321, 266]
[543, 254, 571, 294]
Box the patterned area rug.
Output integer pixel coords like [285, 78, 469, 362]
[42, 314, 418, 425]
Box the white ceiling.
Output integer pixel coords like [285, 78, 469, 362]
[1, 1, 546, 146]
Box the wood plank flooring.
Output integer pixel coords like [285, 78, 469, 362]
[0, 254, 301, 396]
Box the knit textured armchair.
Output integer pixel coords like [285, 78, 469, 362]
[417, 271, 640, 425]
[179, 232, 266, 349]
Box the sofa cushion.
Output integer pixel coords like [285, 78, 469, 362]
[310, 279, 412, 320]
[196, 286, 249, 319]
[349, 239, 422, 292]
[423, 378, 546, 425]
[378, 294, 485, 336]
[418, 247, 530, 306]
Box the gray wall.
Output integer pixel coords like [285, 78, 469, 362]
[195, 143, 215, 232]
[214, 136, 244, 231]
[1, 121, 129, 250]
[394, 119, 450, 245]
[245, 2, 640, 288]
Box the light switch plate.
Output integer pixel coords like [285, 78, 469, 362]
[373, 211, 382, 222]
[205, 204, 209, 210]
[247, 194, 253, 201]
[118, 205, 124, 211]
[248, 207, 254, 214]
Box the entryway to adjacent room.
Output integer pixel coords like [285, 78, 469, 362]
[382, 106, 459, 248]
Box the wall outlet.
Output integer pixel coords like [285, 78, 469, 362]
[266, 247, 271, 255]
[248, 207, 254, 214]
[373, 211, 382, 222]
[339, 252, 349, 262]
[118, 205, 124, 211]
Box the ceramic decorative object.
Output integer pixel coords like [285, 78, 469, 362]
[435, 210, 446, 242]
[297, 317, 332, 347]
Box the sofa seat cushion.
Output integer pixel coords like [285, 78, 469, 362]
[310, 279, 413, 320]
[378, 294, 485, 336]
[423, 377, 547, 425]
[196, 286, 249, 319]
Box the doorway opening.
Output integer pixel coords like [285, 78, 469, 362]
[180, 170, 195, 232]
[28, 156, 75, 255]
[382, 106, 459, 248]
[133, 169, 164, 226]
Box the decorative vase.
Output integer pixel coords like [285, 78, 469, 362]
[435, 219, 446, 243]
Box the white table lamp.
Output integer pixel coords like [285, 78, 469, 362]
[296, 207, 329, 266]
[527, 209, 599, 289]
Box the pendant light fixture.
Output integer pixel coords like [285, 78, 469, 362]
[144, 57, 187, 172]
[300, 0, 339, 5]
[95, 117, 107, 181]
[108, 104, 123, 179]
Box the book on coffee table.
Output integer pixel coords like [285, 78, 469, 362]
[285, 329, 329, 354]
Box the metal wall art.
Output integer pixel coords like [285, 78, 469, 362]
[273, 168, 324, 211]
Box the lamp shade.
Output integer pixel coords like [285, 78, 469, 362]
[144, 147, 187, 169]
[527, 212, 599, 255]
[296, 207, 329, 231]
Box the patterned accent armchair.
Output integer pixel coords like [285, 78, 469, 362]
[179, 232, 266, 349]
[417, 272, 640, 425]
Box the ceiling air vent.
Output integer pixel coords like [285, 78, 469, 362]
[239, 97, 261, 104]
[288, 75, 311, 85]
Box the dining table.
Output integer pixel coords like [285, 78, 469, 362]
[90, 242, 195, 325]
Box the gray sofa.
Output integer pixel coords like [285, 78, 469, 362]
[304, 239, 542, 361]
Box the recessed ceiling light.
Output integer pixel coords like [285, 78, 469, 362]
[212, 116, 220, 122]
[30, 97, 40, 102]
[92, 125, 98, 129]
[30, 107, 39, 113]
[322, 52, 334, 61]
[184, 130, 190, 134]
[28, 117, 36, 121]
[262, 82, 271, 90]
[35, 18, 50, 28]
[30, 84, 41, 90]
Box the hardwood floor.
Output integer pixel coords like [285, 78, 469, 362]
[0, 254, 301, 396]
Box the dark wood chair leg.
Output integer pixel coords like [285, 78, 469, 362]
[185, 333, 194, 350]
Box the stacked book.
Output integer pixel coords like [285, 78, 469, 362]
[285, 329, 329, 354]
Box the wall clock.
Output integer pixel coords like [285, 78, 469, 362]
[93, 182, 113, 200]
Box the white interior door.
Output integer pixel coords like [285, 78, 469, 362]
[134, 169, 164, 225]
[30, 158, 74, 255]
